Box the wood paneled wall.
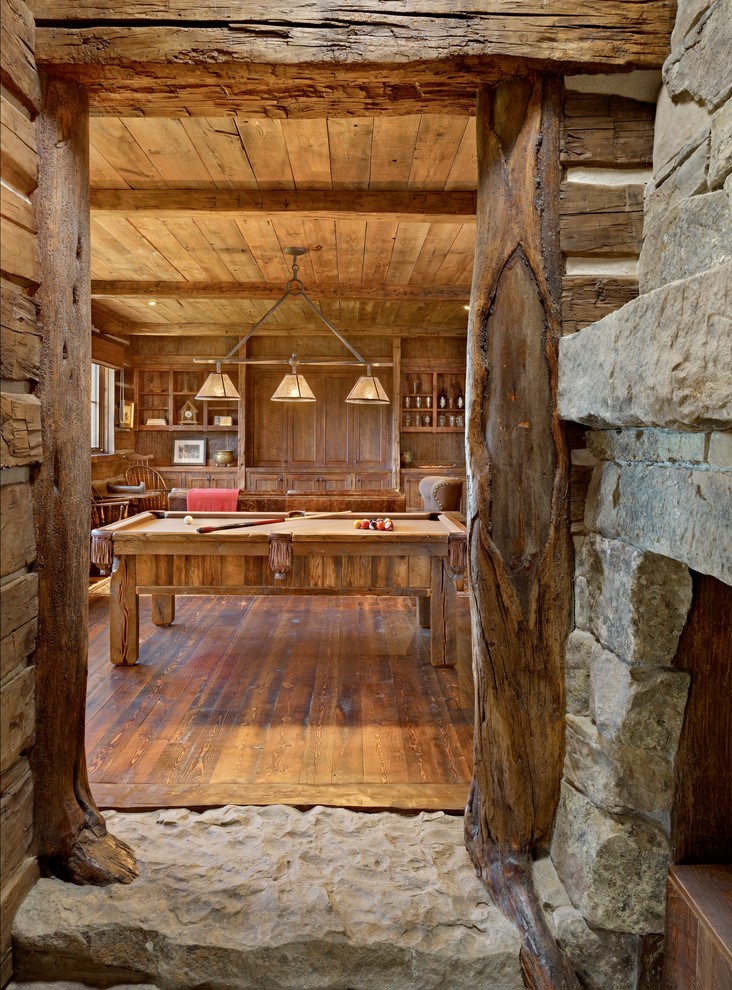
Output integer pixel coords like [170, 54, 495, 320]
[0, 0, 42, 981]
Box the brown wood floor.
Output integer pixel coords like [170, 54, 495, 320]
[87, 586, 474, 812]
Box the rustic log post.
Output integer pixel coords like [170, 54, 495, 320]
[464, 76, 576, 988]
[32, 75, 137, 884]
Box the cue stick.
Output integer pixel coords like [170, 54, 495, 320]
[196, 509, 440, 533]
[196, 518, 285, 533]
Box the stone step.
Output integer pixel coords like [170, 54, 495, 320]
[11, 806, 524, 990]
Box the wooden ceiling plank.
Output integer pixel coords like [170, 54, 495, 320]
[89, 118, 163, 187]
[269, 217, 316, 282]
[362, 219, 398, 285]
[386, 221, 430, 284]
[90, 217, 181, 281]
[234, 118, 293, 190]
[121, 117, 214, 187]
[301, 218, 338, 286]
[327, 118, 374, 191]
[191, 216, 265, 282]
[432, 223, 476, 283]
[408, 115, 473, 191]
[89, 143, 130, 189]
[444, 118, 477, 191]
[90, 279, 471, 301]
[233, 218, 290, 282]
[162, 217, 246, 282]
[370, 117, 421, 190]
[282, 118, 332, 191]
[410, 224, 464, 285]
[179, 118, 260, 188]
[335, 219, 367, 284]
[127, 217, 212, 282]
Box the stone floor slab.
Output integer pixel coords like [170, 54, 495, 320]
[12, 806, 523, 990]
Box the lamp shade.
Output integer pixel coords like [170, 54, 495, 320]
[195, 363, 240, 401]
[345, 374, 390, 404]
[271, 373, 316, 402]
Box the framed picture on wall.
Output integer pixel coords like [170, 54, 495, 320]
[172, 439, 206, 465]
[121, 401, 135, 428]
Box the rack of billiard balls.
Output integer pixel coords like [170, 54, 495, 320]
[353, 517, 394, 531]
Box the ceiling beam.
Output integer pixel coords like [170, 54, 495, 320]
[92, 321, 468, 337]
[33, 3, 674, 70]
[91, 281, 472, 301]
[90, 189, 478, 222]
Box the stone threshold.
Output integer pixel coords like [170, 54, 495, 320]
[11, 805, 525, 990]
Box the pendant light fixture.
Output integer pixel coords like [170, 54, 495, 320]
[270, 355, 316, 402]
[194, 247, 391, 404]
[195, 361, 241, 402]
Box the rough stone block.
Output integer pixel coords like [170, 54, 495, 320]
[12, 805, 524, 990]
[564, 714, 677, 822]
[589, 646, 690, 752]
[550, 782, 671, 934]
[671, 0, 715, 48]
[708, 430, 732, 466]
[639, 190, 732, 292]
[532, 854, 640, 990]
[645, 136, 709, 233]
[565, 630, 595, 716]
[709, 97, 732, 189]
[553, 906, 639, 990]
[559, 263, 732, 430]
[664, 0, 732, 111]
[583, 534, 693, 665]
[651, 85, 710, 183]
[586, 461, 732, 585]
[586, 428, 709, 465]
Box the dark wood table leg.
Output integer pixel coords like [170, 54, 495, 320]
[109, 555, 139, 665]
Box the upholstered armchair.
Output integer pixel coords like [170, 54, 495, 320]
[418, 476, 464, 513]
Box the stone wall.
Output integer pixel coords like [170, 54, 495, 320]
[0, 0, 42, 983]
[556, 1, 731, 986]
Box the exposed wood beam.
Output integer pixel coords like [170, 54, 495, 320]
[33, 2, 674, 70]
[91, 321, 468, 337]
[90, 189, 478, 223]
[91, 281, 471, 301]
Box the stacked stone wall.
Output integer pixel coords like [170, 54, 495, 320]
[555, 1, 731, 986]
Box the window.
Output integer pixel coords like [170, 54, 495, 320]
[91, 363, 116, 453]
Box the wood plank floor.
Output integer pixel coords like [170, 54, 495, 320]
[86, 586, 474, 812]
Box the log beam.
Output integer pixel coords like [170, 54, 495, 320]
[32, 74, 138, 886]
[89, 189, 477, 223]
[90, 280, 471, 301]
[464, 76, 575, 987]
[89, 321, 469, 338]
[32, 2, 675, 70]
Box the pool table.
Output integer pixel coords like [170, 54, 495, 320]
[92, 510, 467, 668]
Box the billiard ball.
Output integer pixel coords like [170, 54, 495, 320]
[353, 519, 362, 529]
[184, 515, 194, 525]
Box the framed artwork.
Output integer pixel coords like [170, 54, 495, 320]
[121, 400, 135, 428]
[172, 439, 206, 465]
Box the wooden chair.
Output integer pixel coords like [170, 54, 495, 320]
[124, 463, 169, 512]
[90, 493, 130, 575]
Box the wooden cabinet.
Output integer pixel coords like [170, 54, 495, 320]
[158, 467, 237, 489]
[136, 367, 239, 432]
[247, 367, 392, 473]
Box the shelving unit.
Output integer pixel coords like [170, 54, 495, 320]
[135, 368, 239, 432]
[400, 370, 465, 433]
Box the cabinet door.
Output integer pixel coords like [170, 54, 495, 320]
[250, 370, 288, 467]
[350, 369, 393, 466]
[403, 476, 424, 510]
[246, 471, 285, 492]
[354, 471, 391, 490]
[285, 473, 321, 492]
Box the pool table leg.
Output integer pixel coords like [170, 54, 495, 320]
[417, 595, 430, 628]
[430, 558, 457, 667]
[109, 555, 139, 665]
[152, 556, 175, 626]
